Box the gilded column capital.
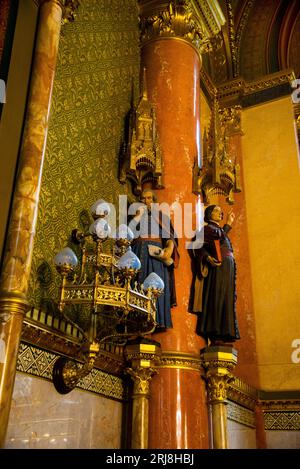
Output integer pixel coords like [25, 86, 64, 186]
[38, 0, 80, 24]
[125, 339, 161, 397]
[126, 367, 158, 396]
[200, 346, 237, 404]
[138, 0, 225, 54]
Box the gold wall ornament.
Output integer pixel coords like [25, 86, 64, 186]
[51, 201, 163, 395]
[125, 339, 161, 449]
[200, 346, 238, 449]
[193, 96, 242, 204]
[138, 0, 225, 54]
[119, 68, 163, 195]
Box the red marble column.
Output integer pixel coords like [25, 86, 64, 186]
[254, 402, 267, 448]
[142, 38, 209, 449]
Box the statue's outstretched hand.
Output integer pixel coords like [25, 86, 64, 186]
[226, 209, 235, 226]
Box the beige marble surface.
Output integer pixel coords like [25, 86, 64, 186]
[266, 431, 300, 449]
[228, 419, 257, 449]
[5, 372, 123, 449]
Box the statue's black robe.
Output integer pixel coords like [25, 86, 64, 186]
[189, 222, 240, 342]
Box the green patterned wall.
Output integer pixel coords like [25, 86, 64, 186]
[28, 0, 140, 310]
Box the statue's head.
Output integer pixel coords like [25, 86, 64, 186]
[140, 189, 157, 207]
[204, 205, 223, 223]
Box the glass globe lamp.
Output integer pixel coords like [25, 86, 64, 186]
[143, 272, 164, 297]
[89, 218, 111, 239]
[116, 247, 141, 279]
[54, 247, 78, 274]
[90, 199, 111, 219]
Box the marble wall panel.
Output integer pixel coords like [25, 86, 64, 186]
[5, 372, 123, 449]
[228, 419, 257, 449]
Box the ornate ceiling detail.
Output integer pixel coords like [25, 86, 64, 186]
[138, 0, 225, 54]
[203, 0, 299, 91]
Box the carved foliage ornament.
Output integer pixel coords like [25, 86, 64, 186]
[62, 0, 80, 24]
[139, 0, 225, 54]
[126, 367, 157, 395]
[38, 0, 80, 24]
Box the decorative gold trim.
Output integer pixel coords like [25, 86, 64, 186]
[261, 400, 300, 412]
[234, 0, 255, 77]
[243, 69, 296, 95]
[227, 401, 255, 428]
[16, 343, 127, 401]
[158, 351, 202, 372]
[218, 69, 296, 106]
[227, 376, 257, 410]
[0, 292, 29, 319]
[225, 0, 237, 78]
[138, 0, 225, 54]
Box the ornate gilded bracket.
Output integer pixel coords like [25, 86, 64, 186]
[119, 69, 163, 195]
[193, 98, 242, 204]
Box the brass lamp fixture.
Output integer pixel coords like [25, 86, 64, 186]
[52, 199, 164, 394]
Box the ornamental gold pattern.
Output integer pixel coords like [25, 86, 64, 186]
[206, 373, 234, 402]
[227, 401, 255, 428]
[28, 0, 140, 312]
[264, 412, 300, 431]
[159, 351, 202, 372]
